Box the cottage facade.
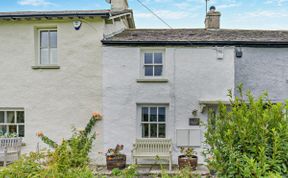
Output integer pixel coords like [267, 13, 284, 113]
[102, 28, 288, 164]
[0, 1, 134, 164]
[1, 0, 288, 166]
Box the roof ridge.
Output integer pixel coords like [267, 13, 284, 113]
[123, 28, 288, 32]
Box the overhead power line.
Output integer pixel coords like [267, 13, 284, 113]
[135, 0, 173, 29]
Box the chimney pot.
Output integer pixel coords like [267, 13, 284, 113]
[205, 6, 221, 29]
[110, 0, 129, 11]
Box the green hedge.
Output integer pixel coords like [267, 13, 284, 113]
[205, 86, 288, 177]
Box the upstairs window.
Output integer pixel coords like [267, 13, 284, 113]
[0, 109, 25, 137]
[39, 29, 57, 65]
[143, 51, 164, 77]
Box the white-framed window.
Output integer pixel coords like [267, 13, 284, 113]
[39, 29, 57, 65]
[140, 106, 166, 138]
[0, 109, 25, 137]
[142, 50, 164, 77]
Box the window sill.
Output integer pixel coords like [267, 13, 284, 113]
[32, 66, 60, 70]
[136, 78, 169, 83]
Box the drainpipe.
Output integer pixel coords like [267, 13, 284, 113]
[172, 48, 177, 150]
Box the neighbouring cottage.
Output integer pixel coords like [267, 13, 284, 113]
[0, 0, 134, 164]
[102, 7, 288, 164]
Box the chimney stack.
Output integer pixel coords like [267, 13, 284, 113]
[205, 6, 221, 29]
[110, 0, 129, 11]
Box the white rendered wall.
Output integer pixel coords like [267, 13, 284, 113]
[103, 46, 235, 164]
[0, 18, 105, 164]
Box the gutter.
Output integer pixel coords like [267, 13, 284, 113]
[0, 12, 112, 19]
[102, 40, 288, 47]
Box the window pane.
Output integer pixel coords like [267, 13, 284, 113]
[158, 107, 166, 122]
[158, 124, 166, 138]
[0, 125, 7, 136]
[18, 125, 25, 137]
[0, 111, 4, 123]
[154, 53, 163, 64]
[50, 48, 57, 64]
[142, 124, 149, 138]
[8, 125, 17, 134]
[142, 107, 149, 122]
[50, 31, 57, 48]
[150, 107, 157, 122]
[144, 53, 153, 64]
[40, 31, 49, 48]
[144, 66, 153, 76]
[154, 66, 163, 76]
[17, 111, 24, 123]
[40, 48, 49, 65]
[7, 111, 15, 123]
[150, 124, 157, 138]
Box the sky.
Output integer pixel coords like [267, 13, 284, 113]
[0, 0, 288, 30]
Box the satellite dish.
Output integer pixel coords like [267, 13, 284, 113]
[105, 0, 111, 4]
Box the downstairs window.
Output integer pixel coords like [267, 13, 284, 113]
[0, 109, 25, 137]
[140, 106, 166, 138]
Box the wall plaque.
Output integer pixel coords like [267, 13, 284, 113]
[189, 118, 200, 126]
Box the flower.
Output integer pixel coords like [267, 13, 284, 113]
[92, 112, 102, 119]
[36, 131, 44, 137]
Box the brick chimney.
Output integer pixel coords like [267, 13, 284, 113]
[110, 0, 128, 11]
[205, 6, 221, 29]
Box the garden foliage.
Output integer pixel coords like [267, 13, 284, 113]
[205, 86, 288, 177]
[0, 114, 101, 178]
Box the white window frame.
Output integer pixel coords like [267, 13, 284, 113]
[38, 28, 58, 66]
[0, 108, 25, 137]
[138, 105, 167, 138]
[141, 50, 165, 78]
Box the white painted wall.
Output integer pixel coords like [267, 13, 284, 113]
[0, 18, 106, 164]
[103, 46, 235, 164]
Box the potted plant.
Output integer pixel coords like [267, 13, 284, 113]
[106, 144, 126, 170]
[178, 147, 198, 170]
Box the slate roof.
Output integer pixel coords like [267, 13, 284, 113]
[0, 9, 132, 19]
[102, 29, 288, 46]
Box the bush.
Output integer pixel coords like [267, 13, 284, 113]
[204, 86, 288, 177]
[111, 165, 138, 178]
[0, 114, 101, 178]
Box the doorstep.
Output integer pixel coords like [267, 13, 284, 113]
[92, 164, 210, 177]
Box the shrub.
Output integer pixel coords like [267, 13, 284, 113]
[111, 165, 138, 178]
[0, 114, 101, 178]
[204, 86, 288, 177]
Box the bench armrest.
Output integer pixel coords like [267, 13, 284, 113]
[131, 144, 137, 153]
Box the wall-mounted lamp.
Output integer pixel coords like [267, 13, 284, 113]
[235, 47, 243, 58]
[216, 47, 224, 60]
[73, 21, 82, 30]
[192, 109, 198, 116]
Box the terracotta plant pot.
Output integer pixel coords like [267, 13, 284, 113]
[106, 154, 126, 170]
[178, 155, 198, 170]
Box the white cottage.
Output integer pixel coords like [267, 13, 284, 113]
[102, 8, 288, 164]
[1, 0, 288, 167]
[101, 8, 235, 163]
[0, 0, 134, 164]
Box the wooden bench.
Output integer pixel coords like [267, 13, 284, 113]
[0, 138, 22, 166]
[131, 138, 173, 171]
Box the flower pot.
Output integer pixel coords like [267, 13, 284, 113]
[106, 154, 126, 170]
[178, 155, 198, 170]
